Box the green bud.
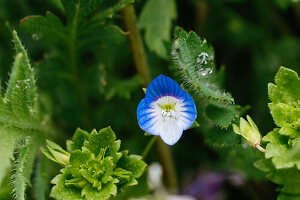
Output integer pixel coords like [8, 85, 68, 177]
[42, 140, 70, 166]
[233, 115, 265, 152]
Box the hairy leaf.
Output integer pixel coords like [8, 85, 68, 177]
[0, 31, 49, 186]
[172, 27, 234, 103]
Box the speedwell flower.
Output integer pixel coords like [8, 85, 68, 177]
[137, 75, 197, 145]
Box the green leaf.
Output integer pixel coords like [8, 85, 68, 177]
[20, 12, 67, 46]
[268, 67, 300, 106]
[0, 31, 50, 186]
[61, 0, 104, 22]
[205, 103, 241, 128]
[46, 127, 147, 200]
[50, 173, 82, 200]
[172, 27, 234, 103]
[139, 0, 177, 59]
[12, 141, 29, 200]
[268, 67, 300, 138]
[203, 126, 240, 147]
[33, 156, 49, 200]
[263, 129, 300, 169]
[255, 159, 300, 197]
[105, 75, 142, 100]
[188, 120, 200, 129]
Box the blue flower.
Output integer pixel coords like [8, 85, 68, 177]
[137, 75, 197, 145]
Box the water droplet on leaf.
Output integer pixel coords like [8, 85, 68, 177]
[199, 67, 213, 76]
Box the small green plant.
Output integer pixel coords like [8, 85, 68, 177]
[43, 127, 146, 200]
[255, 67, 300, 200]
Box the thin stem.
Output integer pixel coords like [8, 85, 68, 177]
[256, 144, 266, 153]
[142, 136, 158, 158]
[68, 3, 91, 128]
[120, 4, 178, 191]
[120, 4, 151, 85]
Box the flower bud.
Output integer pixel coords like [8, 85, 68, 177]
[42, 140, 70, 166]
[233, 115, 265, 152]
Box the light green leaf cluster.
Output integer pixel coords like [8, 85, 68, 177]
[255, 67, 300, 199]
[44, 127, 147, 200]
[0, 31, 52, 199]
[139, 0, 177, 59]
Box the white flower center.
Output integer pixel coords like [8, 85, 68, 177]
[161, 109, 176, 119]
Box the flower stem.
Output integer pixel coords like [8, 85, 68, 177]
[256, 144, 266, 153]
[120, 4, 178, 191]
[142, 136, 158, 159]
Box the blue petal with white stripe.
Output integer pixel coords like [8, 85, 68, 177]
[137, 75, 197, 145]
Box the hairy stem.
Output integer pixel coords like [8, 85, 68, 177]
[120, 4, 178, 191]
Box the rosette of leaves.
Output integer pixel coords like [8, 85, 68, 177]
[43, 127, 147, 200]
[255, 67, 300, 200]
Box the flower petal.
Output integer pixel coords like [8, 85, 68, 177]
[159, 120, 183, 145]
[146, 75, 186, 100]
[137, 98, 160, 135]
[178, 92, 197, 130]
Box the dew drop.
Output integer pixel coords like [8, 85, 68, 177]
[197, 52, 209, 65]
[199, 67, 213, 76]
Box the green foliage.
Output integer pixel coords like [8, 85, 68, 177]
[44, 127, 146, 200]
[12, 140, 29, 200]
[0, 30, 51, 197]
[256, 67, 300, 199]
[139, 0, 177, 59]
[172, 27, 234, 103]
[20, 0, 135, 130]
[205, 103, 241, 128]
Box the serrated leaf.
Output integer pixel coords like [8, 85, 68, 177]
[263, 129, 300, 169]
[67, 128, 89, 152]
[268, 67, 300, 106]
[61, 0, 104, 23]
[50, 173, 82, 200]
[20, 12, 67, 46]
[255, 159, 300, 197]
[0, 31, 49, 186]
[267, 67, 300, 137]
[81, 183, 117, 200]
[47, 127, 146, 200]
[172, 27, 234, 103]
[139, 0, 176, 59]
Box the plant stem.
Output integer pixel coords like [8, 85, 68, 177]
[120, 4, 178, 191]
[120, 4, 151, 85]
[69, 4, 91, 128]
[142, 136, 158, 159]
[256, 144, 266, 153]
